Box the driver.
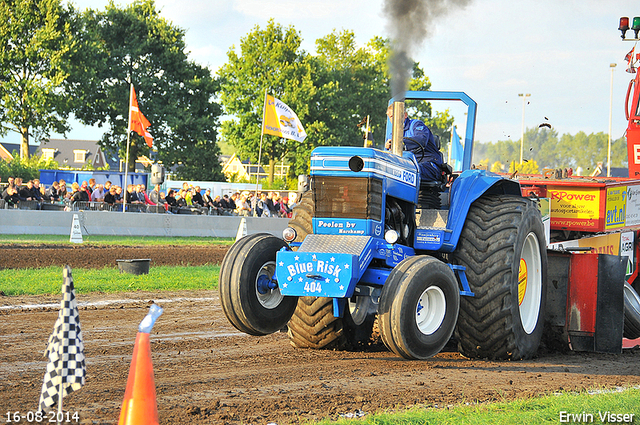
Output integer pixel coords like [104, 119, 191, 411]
[386, 105, 444, 182]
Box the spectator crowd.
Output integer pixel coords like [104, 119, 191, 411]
[0, 176, 297, 217]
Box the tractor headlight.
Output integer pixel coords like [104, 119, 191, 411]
[283, 227, 297, 243]
[385, 229, 399, 244]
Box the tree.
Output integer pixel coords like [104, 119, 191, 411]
[74, 0, 223, 180]
[310, 31, 389, 149]
[0, 0, 78, 159]
[473, 127, 629, 173]
[219, 25, 457, 181]
[0, 152, 59, 181]
[406, 63, 454, 151]
[218, 20, 315, 184]
[508, 159, 539, 175]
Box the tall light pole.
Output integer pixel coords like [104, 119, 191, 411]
[607, 63, 617, 177]
[519, 93, 531, 164]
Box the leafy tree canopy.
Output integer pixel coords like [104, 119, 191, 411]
[218, 19, 316, 183]
[74, 0, 223, 180]
[219, 24, 456, 180]
[0, 0, 78, 158]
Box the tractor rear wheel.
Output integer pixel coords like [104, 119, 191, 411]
[453, 195, 547, 360]
[219, 233, 298, 335]
[378, 256, 460, 359]
[286, 191, 376, 350]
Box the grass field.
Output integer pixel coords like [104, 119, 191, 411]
[1, 265, 219, 295]
[319, 388, 640, 425]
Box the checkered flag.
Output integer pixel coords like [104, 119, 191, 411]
[38, 266, 86, 412]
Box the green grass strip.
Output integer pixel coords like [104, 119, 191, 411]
[0, 234, 234, 246]
[319, 388, 640, 425]
[0, 265, 219, 295]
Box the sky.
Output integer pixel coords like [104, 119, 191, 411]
[4, 0, 640, 152]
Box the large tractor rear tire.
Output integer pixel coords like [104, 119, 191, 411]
[286, 191, 376, 350]
[453, 195, 547, 360]
[219, 233, 298, 335]
[379, 256, 460, 359]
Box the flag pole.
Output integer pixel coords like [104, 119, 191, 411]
[56, 345, 63, 424]
[254, 88, 267, 217]
[363, 115, 370, 147]
[123, 83, 133, 213]
[448, 125, 453, 165]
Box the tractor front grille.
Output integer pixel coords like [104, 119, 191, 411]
[312, 176, 382, 221]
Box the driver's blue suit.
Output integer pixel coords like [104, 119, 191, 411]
[402, 117, 444, 182]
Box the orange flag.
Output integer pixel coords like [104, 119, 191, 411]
[130, 86, 153, 148]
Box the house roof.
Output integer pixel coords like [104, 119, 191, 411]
[220, 153, 266, 174]
[0, 143, 38, 160]
[38, 139, 108, 168]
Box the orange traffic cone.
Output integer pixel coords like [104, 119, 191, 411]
[119, 304, 163, 425]
[118, 332, 159, 425]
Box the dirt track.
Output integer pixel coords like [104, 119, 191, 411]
[1, 244, 640, 424]
[0, 244, 229, 270]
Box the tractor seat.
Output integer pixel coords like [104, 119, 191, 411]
[417, 162, 452, 209]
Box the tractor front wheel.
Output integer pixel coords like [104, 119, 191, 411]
[378, 256, 460, 360]
[219, 233, 298, 335]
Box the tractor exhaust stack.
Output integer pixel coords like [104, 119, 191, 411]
[391, 101, 405, 157]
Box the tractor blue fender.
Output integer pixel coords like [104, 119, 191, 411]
[442, 169, 521, 252]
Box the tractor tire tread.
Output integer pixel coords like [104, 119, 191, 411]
[454, 195, 546, 360]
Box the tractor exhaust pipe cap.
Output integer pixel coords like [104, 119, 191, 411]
[349, 156, 364, 172]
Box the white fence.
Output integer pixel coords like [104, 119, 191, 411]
[0, 209, 289, 238]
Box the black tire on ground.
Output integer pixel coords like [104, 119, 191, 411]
[378, 256, 460, 359]
[286, 190, 376, 350]
[288, 297, 346, 348]
[624, 282, 640, 339]
[219, 233, 298, 336]
[219, 233, 265, 335]
[453, 195, 547, 360]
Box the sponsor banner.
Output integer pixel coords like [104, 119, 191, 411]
[548, 233, 620, 255]
[548, 186, 600, 230]
[626, 184, 640, 227]
[621, 231, 635, 278]
[605, 186, 627, 230]
[579, 233, 620, 255]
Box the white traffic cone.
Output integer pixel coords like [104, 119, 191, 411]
[70, 214, 83, 244]
[235, 217, 248, 242]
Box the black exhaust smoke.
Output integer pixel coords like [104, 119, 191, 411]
[383, 0, 472, 100]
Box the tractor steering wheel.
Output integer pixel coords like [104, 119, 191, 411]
[403, 137, 425, 163]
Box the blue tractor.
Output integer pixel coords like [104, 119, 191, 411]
[219, 91, 547, 360]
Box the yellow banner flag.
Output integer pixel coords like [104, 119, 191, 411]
[263, 95, 307, 142]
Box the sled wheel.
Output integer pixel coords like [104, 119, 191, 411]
[378, 256, 460, 360]
[454, 195, 547, 360]
[220, 233, 297, 335]
[624, 282, 640, 339]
